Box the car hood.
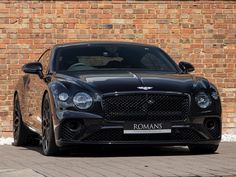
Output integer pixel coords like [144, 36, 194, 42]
[55, 70, 199, 94]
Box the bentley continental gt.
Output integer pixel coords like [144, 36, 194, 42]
[13, 41, 221, 156]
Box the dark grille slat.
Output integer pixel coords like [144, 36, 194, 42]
[102, 93, 189, 122]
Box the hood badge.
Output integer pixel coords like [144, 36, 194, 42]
[137, 86, 153, 91]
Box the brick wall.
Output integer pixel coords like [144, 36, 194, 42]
[0, 1, 236, 137]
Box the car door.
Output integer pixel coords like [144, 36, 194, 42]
[23, 49, 51, 134]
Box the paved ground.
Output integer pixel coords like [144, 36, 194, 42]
[0, 143, 236, 177]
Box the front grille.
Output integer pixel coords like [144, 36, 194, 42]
[102, 93, 189, 122]
[83, 128, 205, 142]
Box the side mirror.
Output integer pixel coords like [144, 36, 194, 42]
[22, 62, 43, 79]
[179, 61, 195, 73]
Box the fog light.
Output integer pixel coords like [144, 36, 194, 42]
[207, 121, 215, 129]
[67, 121, 81, 132]
[205, 119, 216, 130]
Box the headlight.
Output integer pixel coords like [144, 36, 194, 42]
[211, 91, 219, 100]
[58, 92, 69, 101]
[195, 92, 211, 109]
[73, 92, 93, 109]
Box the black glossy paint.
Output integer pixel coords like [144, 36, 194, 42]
[15, 41, 222, 147]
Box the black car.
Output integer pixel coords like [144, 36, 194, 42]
[14, 41, 221, 156]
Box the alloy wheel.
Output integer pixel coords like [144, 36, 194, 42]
[42, 100, 51, 152]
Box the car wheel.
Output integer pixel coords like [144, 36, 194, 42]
[42, 93, 58, 156]
[13, 94, 39, 146]
[188, 144, 219, 154]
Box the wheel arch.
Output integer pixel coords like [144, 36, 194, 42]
[41, 90, 48, 114]
[13, 90, 21, 118]
[41, 90, 50, 121]
[14, 90, 18, 98]
[13, 90, 18, 116]
[13, 90, 20, 105]
[41, 89, 58, 129]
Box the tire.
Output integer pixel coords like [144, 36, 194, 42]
[41, 93, 58, 156]
[188, 144, 219, 154]
[13, 94, 39, 146]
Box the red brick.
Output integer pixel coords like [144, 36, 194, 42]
[0, 1, 236, 137]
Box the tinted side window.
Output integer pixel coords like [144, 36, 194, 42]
[39, 50, 50, 75]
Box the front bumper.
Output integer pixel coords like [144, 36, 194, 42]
[54, 111, 221, 147]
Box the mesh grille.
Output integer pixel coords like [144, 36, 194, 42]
[209, 127, 220, 139]
[61, 122, 75, 140]
[61, 121, 79, 140]
[172, 128, 204, 141]
[83, 128, 205, 142]
[102, 93, 189, 122]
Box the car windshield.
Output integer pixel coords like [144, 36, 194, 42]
[54, 44, 178, 73]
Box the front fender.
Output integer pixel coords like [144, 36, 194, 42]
[47, 81, 66, 128]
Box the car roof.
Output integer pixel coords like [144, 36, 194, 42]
[53, 41, 158, 49]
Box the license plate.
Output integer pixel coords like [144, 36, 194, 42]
[123, 122, 171, 134]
